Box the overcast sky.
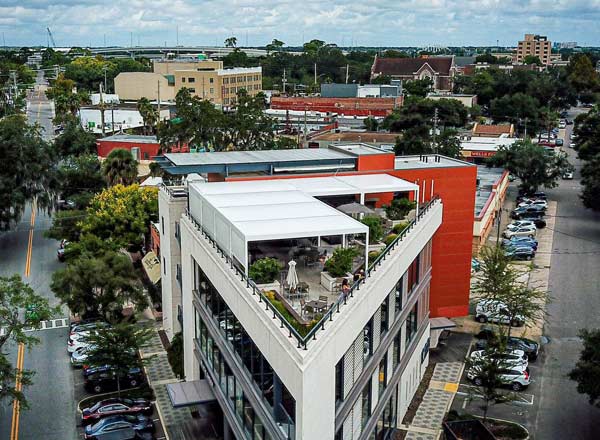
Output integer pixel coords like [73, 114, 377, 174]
[1, 0, 600, 48]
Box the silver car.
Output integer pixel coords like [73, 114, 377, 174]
[467, 363, 531, 391]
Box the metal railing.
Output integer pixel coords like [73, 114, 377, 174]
[184, 195, 441, 350]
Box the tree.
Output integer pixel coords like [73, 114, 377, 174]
[574, 110, 600, 161]
[523, 55, 542, 66]
[381, 50, 409, 58]
[56, 153, 106, 208]
[569, 328, 600, 407]
[45, 210, 86, 243]
[403, 78, 433, 98]
[0, 115, 56, 231]
[580, 154, 600, 211]
[490, 140, 571, 193]
[475, 53, 498, 64]
[79, 184, 158, 249]
[0, 275, 55, 406]
[266, 39, 284, 54]
[167, 332, 184, 378]
[567, 54, 600, 94]
[436, 129, 462, 158]
[394, 126, 431, 156]
[102, 148, 138, 186]
[51, 251, 147, 322]
[137, 97, 158, 135]
[224, 37, 238, 48]
[363, 117, 379, 131]
[53, 116, 97, 157]
[80, 323, 154, 396]
[464, 343, 518, 421]
[361, 216, 383, 244]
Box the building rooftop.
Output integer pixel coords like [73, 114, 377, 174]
[311, 132, 399, 144]
[98, 134, 159, 144]
[372, 56, 453, 76]
[461, 136, 518, 152]
[475, 166, 506, 216]
[472, 123, 514, 136]
[394, 155, 473, 170]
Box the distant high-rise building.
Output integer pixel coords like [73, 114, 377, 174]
[553, 42, 578, 49]
[516, 34, 552, 65]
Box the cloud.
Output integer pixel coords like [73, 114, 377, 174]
[1, 0, 599, 47]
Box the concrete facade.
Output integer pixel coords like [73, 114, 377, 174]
[114, 72, 175, 101]
[153, 59, 223, 74]
[516, 34, 552, 65]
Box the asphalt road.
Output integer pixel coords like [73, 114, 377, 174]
[530, 111, 600, 439]
[0, 72, 80, 440]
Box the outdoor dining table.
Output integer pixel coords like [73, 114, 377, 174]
[304, 299, 328, 313]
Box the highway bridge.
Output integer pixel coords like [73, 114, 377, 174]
[89, 46, 271, 59]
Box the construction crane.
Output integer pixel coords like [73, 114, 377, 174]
[46, 27, 56, 48]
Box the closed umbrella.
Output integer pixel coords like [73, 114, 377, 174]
[337, 202, 375, 216]
[286, 260, 299, 292]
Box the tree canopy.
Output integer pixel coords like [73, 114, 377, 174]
[79, 184, 158, 249]
[0, 115, 56, 231]
[102, 148, 139, 186]
[490, 140, 571, 193]
[569, 328, 600, 408]
[50, 250, 147, 322]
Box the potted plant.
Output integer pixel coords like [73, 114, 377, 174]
[361, 215, 386, 252]
[384, 198, 416, 225]
[249, 257, 283, 287]
[321, 247, 358, 291]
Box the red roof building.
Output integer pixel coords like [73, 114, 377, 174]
[270, 96, 403, 117]
[371, 56, 456, 91]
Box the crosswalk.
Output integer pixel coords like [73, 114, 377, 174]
[0, 317, 70, 337]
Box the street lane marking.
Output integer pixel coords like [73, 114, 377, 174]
[10, 342, 25, 440]
[24, 203, 36, 278]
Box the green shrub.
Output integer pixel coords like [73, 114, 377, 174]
[384, 198, 416, 220]
[325, 247, 359, 277]
[368, 250, 382, 260]
[392, 221, 410, 234]
[263, 290, 319, 337]
[361, 215, 383, 244]
[383, 233, 398, 246]
[249, 258, 283, 284]
[167, 331, 184, 378]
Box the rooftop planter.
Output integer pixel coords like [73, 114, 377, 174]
[384, 198, 416, 222]
[321, 246, 358, 291]
[249, 257, 283, 284]
[263, 290, 321, 336]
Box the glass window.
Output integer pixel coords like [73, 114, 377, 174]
[188, 77, 195, 83]
[405, 302, 418, 345]
[361, 381, 371, 427]
[378, 353, 387, 396]
[209, 77, 214, 83]
[407, 256, 420, 294]
[335, 359, 344, 404]
[363, 319, 373, 364]
[181, 77, 186, 83]
[393, 330, 401, 370]
[380, 297, 389, 334]
[188, 88, 196, 93]
[394, 277, 403, 316]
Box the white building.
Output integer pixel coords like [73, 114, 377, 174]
[159, 173, 443, 440]
[79, 106, 170, 134]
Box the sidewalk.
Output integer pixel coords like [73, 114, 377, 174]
[401, 362, 464, 440]
[139, 322, 193, 440]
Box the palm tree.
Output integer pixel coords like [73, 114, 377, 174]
[137, 97, 158, 135]
[102, 148, 138, 186]
[224, 37, 237, 48]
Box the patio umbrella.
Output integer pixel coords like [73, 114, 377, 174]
[286, 260, 299, 291]
[336, 202, 375, 216]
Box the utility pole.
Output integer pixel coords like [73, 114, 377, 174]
[103, 65, 108, 94]
[314, 63, 317, 86]
[496, 207, 502, 243]
[282, 68, 287, 95]
[345, 64, 349, 84]
[432, 107, 439, 154]
[111, 102, 115, 134]
[99, 83, 106, 136]
[303, 107, 308, 148]
[157, 80, 161, 120]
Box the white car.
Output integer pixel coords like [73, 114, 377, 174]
[503, 225, 537, 239]
[68, 334, 91, 353]
[558, 121, 566, 129]
[563, 171, 574, 180]
[470, 349, 529, 368]
[507, 220, 537, 230]
[467, 363, 531, 391]
[570, 142, 576, 149]
[475, 299, 525, 326]
[518, 199, 548, 210]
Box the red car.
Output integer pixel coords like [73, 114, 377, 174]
[81, 398, 153, 426]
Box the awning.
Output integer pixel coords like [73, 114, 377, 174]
[141, 251, 161, 285]
[430, 317, 457, 330]
[167, 380, 216, 407]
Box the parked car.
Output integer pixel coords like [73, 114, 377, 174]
[84, 415, 154, 440]
[471, 258, 481, 273]
[467, 363, 531, 391]
[84, 367, 146, 394]
[475, 327, 540, 361]
[517, 199, 548, 210]
[563, 171, 574, 179]
[475, 299, 525, 326]
[57, 199, 76, 210]
[503, 225, 537, 239]
[507, 220, 537, 230]
[570, 133, 577, 141]
[570, 142, 577, 149]
[511, 206, 545, 220]
[501, 237, 538, 251]
[505, 245, 536, 261]
[71, 344, 95, 367]
[517, 191, 547, 201]
[81, 398, 153, 426]
[558, 120, 566, 129]
[519, 216, 546, 229]
[470, 348, 529, 368]
[555, 138, 564, 146]
[566, 119, 573, 125]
